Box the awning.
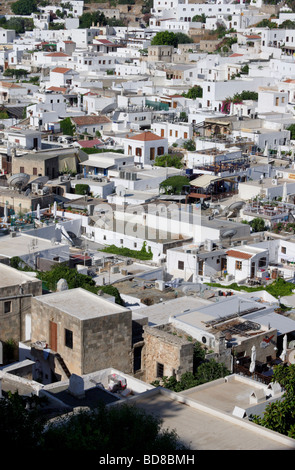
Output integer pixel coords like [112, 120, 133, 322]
[190, 175, 222, 188]
[80, 159, 115, 169]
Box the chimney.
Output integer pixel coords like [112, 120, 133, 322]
[68, 373, 85, 399]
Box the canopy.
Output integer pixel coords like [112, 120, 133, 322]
[190, 175, 222, 188]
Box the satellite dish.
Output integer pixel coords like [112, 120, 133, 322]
[7, 173, 30, 190]
[221, 229, 237, 239]
[227, 201, 245, 212]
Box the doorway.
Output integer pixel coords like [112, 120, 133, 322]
[50, 321, 57, 351]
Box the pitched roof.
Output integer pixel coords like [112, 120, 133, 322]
[77, 138, 103, 148]
[0, 81, 22, 89]
[226, 250, 253, 260]
[46, 52, 69, 57]
[51, 67, 72, 74]
[126, 131, 165, 142]
[229, 53, 244, 57]
[71, 115, 111, 126]
[47, 86, 67, 93]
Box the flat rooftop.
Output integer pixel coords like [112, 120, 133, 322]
[132, 387, 295, 450]
[0, 233, 67, 258]
[133, 296, 212, 326]
[34, 287, 129, 320]
[0, 263, 40, 288]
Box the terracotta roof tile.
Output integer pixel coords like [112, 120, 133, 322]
[71, 115, 111, 126]
[51, 67, 72, 74]
[226, 250, 253, 260]
[126, 131, 164, 142]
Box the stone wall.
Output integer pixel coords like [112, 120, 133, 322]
[142, 324, 194, 383]
[0, 277, 42, 344]
[82, 312, 132, 375]
[31, 297, 133, 377]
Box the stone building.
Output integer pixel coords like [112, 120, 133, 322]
[141, 324, 195, 383]
[0, 264, 42, 360]
[28, 288, 133, 382]
[147, 45, 174, 63]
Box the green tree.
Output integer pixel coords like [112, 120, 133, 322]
[159, 175, 190, 195]
[41, 402, 186, 451]
[250, 363, 295, 439]
[183, 139, 196, 151]
[288, 124, 295, 140]
[37, 264, 124, 305]
[0, 393, 185, 451]
[0, 392, 47, 449]
[75, 183, 90, 195]
[182, 86, 203, 99]
[60, 117, 75, 136]
[151, 31, 193, 47]
[154, 154, 183, 169]
[11, 0, 37, 15]
[250, 217, 266, 233]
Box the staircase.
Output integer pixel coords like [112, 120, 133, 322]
[55, 353, 71, 379]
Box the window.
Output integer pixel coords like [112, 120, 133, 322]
[236, 260, 242, 270]
[281, 246, 286, 254]
[157, 362, 164, 378]
[178, 260, 184, 270]
[33, 167, 37, 175]
[20, 166, 24, 173]
[65, 329, 73, 349]
[4, 301, 11, 314]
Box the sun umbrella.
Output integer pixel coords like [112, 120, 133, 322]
[249, 345, 256, 373]
[280, 334, 287, 362]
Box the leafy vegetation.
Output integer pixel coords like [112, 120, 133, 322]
[3, 68, 29, 79]
[75, 184, 90, 195]
[160, 175, 190, 195]
[60, 117, 76, 136]
[192, 13, 206, 23]
[37, 264, 124, 305]
[11, 0, 37, 15]
[206, 278, 294, 299]
[151, 31, 193, 47]
[0, 17, 34, 33]
[182, 86, 203, 99]
[154, 154, 183, 169]
[250, 363, 295, 439]
[250, 217, 267, 233]
[81, 148, 124, 154]
[0, 393, 185, 451]
[101, 241, 153, 261]
[79, 11, 124, 28]
[255, 19, 277, 28]
[183, 139, 196, 151]
[287, 124, 295, 140]
[152, 341, 230, 392]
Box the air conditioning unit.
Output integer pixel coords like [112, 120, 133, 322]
[272, 179, 278, 185]
[37, 189, 44, 195]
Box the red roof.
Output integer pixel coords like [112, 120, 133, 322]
[126, 131, 165, 142]
[51, 67, 72, 74]
[226, 250, 253, 260]
[47, 86, 67, 92]
[78, 139, 103, 148]
[96, 39, 116, 46]
[229, 53, 244, 57]
[245, 35, 261, 39]
[46, 52, 69, 57]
